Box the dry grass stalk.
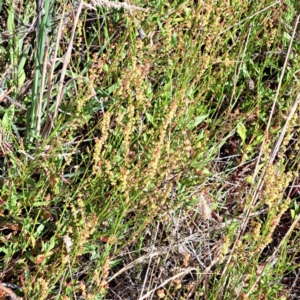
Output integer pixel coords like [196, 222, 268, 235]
[247, 212, 300, 297]
[42, 0, 84, 139]
[42, 7, 66, 139]
[107, 249, 169, 284]
[0, 284, 18, 300]
[197, 192, 212, 221]
[252, 13, 300, 182]
[85, 0, 147, 11]
[139, 267, 197, 300]
[219, 15, 300, 293]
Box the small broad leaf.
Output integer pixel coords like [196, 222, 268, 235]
[241, 62, 250, 78]
[106, 79, 121, 94]
[237, 122, 246, 143]
[171, 33, 177, 47]
[146, 112, 155, 126]
[34, 224, 45, 238]
[2, 106, 15, 132]
[291, 209, 295, 220]
[247, 175, 253, 184]
[103, 64, 109, 72]
[188, 115, 208, 129]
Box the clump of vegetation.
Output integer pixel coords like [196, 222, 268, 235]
[0, 0, 300, 299]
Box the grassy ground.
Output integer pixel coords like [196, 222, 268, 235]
[0, 0, 300, 299]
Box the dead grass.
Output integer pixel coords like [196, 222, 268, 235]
[0, 0, 300, 299]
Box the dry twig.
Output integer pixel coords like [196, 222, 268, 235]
[0, 284, 18, 300]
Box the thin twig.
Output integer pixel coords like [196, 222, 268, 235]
[0, 284, 18, 300]
[85, 0, 147, 11]
[138, 268, 197, 300]
[107, 249, 169, 283]
[43, 0, 84, 139]
[247, 212, 300, 297]
[221, 1, 281, 34]
[220, 14, 300, 291]
[252, 13, 300, 182]
[230, 24, 252, 108]
[36, 37, 49, 136]
[42, 6, 65, 139]
[270, 92, 300, 162]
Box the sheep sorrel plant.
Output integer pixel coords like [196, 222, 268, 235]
[0, 0, 300, 299]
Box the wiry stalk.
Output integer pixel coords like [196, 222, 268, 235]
[25, 0, 53, 145]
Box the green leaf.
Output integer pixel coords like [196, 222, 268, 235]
[103, 64, 109, 72]
[109, 258, 123, 268]
[241, 62, 250, 78]
[246, 175, 253, 184]
[171, 33, 177, 47]
[202, 168, 212, 175]
[188, 115, 208, 129]
[283, 32, 291, 43]
[237, 122, 246, 143]
[146, 112, 155, 126]
[291, 209, 295, 220]
[0, 247, 8, 254]
[33, 201, 50, 207]
[106, 79, 121, 94]
[2, 106, 15, 132]
[34, 224, 45, 238]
